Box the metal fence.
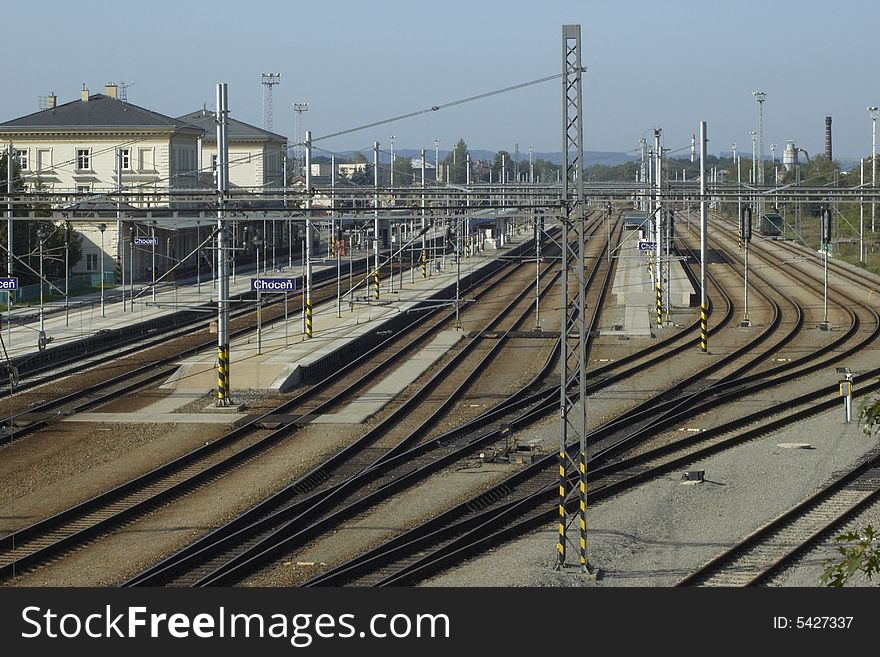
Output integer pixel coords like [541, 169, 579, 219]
[0, 272, 115, 304]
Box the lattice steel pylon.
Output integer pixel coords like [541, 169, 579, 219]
[556, 24, 593, 576]
[261, 73, 281, 131]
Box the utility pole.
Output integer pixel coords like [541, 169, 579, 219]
[700, 121, 708, 353]
[654, 128, 662, 329]
[293, 102, 309, 177]
[261, 73, 281, 131]
[754, 91, 766, 220]
[741, 206, 752, 327]
[732, 143, 741, 249]
[639, 138, 648, 211]
[216, 82, 231, 406]
[556, 24, 593, 577]
[117, 149, 125, 311]
[514, 142, 520, 183]
[421, 149, 427, 280]
[6, 143, 13, 347]
[770, 143, 777, 209]
[373, 141, 380, 299]
[529, 145, 534, 183]
[869, 107, 878, 232]
[860, 158, 865, 263]
[305, 130, 313, 338]
[389, 135, 396, 188]
[821, 206, 831, 330]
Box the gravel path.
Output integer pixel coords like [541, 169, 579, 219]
[424, 405, 877, 587]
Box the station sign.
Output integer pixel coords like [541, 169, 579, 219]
[251, 278, 297, 292]
[133, 236, 159, 246]
[0, 277, 19, 290]
[638, 242, 657, 251]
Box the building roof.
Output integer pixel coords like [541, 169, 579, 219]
[177, 109, 287, 143]
[0, 94, 203, 134]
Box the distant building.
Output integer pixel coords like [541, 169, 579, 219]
[0, 84, 205, 279]
[783, 140, 798, 172]
[0, 84, 203, 195]
[178, 109, 287, 190]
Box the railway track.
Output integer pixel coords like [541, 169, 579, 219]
[303, 229, 880, 586]
[122, 218, 611, 586]
[0, 250, 382, 410]
[675, 448, 880, 587]
[0, 230, 554, 582]
[0, 236, 449, 400]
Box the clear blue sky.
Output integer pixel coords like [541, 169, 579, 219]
[2, 0, 878, 160]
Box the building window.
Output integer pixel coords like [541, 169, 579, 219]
[15, 149, 28, 170]
[76, 149, 90, 170]
[211, 154, 218, 170]
[120, 148, 131, 170]
[138, 148, 154, 171]
[86, 253, 98, 271]
[36, 149, 52, 171]
[76, 184, 91, 194]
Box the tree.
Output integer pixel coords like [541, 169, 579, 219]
[392, 155, 413, 186]
[349, 163, 373, 186]
[491, 150, 513, 182]
[820, 398, 880, 586]
[1, 152, 83, 285]
[443, 139, 469, 184]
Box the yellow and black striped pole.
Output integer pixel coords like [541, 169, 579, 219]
[421, 250, 427, 278]
[700, 302, 708, 352]
[579, 450, 587, 570]
[305, 297, 312, 338]
[557, 449, 566, 567]
[115, 257, 122, 283]
[374, 269, 380, 299]
[217, 344, 229, 403]
[656, 280, 662, 328]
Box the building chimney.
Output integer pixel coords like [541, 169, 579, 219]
[104, 83, 118, 99]
[47, 92, 57, 109]
[81, 84, 89, 102]
[825, 115, 832, 161]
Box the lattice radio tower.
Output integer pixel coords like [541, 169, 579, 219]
[293, 102, 309, 177]
[261, 73, 282, 131]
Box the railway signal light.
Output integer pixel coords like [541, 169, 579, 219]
[741, 206, 752, 243]
[821, 207, 832, 245]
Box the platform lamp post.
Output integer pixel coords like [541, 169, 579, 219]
[252, 231, 264, 355]
[97, 223, 106, 317]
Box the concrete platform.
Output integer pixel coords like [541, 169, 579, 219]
[668, 255, 696, 308]
[62, 412, 247, 424]
[0, 252, 348, 362]
[312, 330, 464, 424]
[604, 234, 653, 337]
[161, 229, 532, 396]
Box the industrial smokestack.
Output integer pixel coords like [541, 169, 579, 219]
[825, 115, 832, 161]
